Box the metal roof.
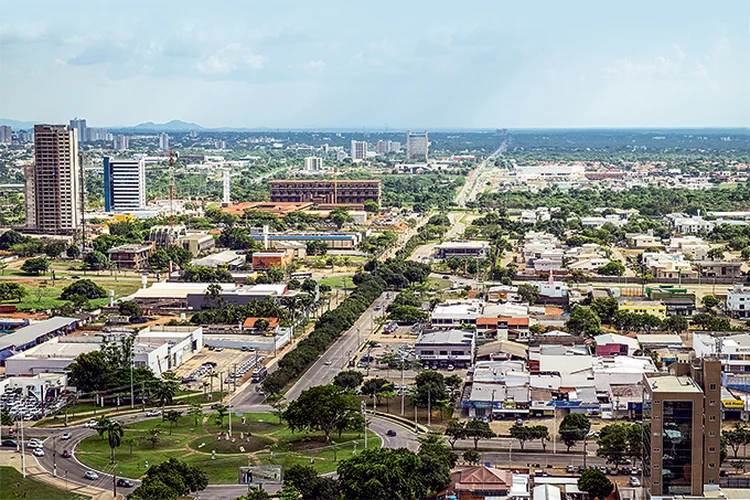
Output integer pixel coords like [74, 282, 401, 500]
[0, 317, 77, 350]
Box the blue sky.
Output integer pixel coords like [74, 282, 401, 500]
[1, 0, 748, 129]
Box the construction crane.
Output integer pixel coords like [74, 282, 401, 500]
[168, 150, 176, 228]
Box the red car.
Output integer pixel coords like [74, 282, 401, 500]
[62, 449, 72, 458]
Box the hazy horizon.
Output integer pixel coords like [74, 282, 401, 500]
[2, 0, 749, 129]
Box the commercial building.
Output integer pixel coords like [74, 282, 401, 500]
[618, 300, 667, 319]
[251, 251, 292, 270]
[107, 242, 155, 270]
[25, 124, 82, 233]
[431, 300, 484, 328]
[727, 284, 750, 318]
[435, 241, 490, 259]
[0, 317, 78, 365]
[350, 140, 367, 160]
[149, 225, 187, 248]
[415, 329, 475, 367]
[187, 284, 291, 310]
[113, 134, 129, 151]
[303, 156, 322, 171]
[437, 465, 520, 500]
[643, 360, 722, 498]
[249, 232, 361, 250]
[159, 133, 169, 150]
[103, 157, 146, 212]
[69, 118, 87, 142]
[191, 250, 245, 268]
[693, 333, 750, 374]
[269, 179, 381, 205]
[406, 131, 428, 160]
[694, 260, 743, 279]
[178, 233, 216, 257]
[376, 140, 400, 155]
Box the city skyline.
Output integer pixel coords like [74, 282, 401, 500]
[1, 0, 748, 129]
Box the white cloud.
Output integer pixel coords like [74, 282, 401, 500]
[601, 44, 708, 80]
[195, 43, 264, 75]
[303, 60, 326, 72]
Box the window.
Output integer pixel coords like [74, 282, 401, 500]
[708, 463, 715, 468]
[709, 400, 717, 406]
[709, 415, 716, 421]
[709, 431, 716, 437]
[654, 448, 661, 452]
[710, 383, 717, 391]
[709, 447, 716, 453]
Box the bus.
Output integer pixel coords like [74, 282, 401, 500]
[291, 272, 313, 280]
[251, 366, 268, 383]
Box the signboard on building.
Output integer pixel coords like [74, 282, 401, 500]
[722, 399, 745, 410]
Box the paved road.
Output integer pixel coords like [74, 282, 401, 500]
[409, 213, 466, 264]
[284, 292, 395, 402]
[456, 141, 508, 208]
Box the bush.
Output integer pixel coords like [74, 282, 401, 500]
[60, 279, 107, 300]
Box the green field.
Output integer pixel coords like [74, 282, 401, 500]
[0, 277, 144, 311]
[76, 412, 381, 483]
[318, 274, 355, 290]
[0, 466, 88, 500]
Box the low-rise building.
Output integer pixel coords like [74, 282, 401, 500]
[251, 251, 293, 270]
[619, 299, 667, 319]
[108, 242, 155, 270]
[626, 233, 662, 249]
[438, 466, 522, 500]
[641, 252, 696, 279]
[415, 329, 475, 367]
[667, 235, 710, 259]
[178, 233, 216, 257]
[666, 213, 716, 234]
[435, 240, 490, 259]
[0, 317, 78, 364]
[192, 250, 245, 269]
[728, 284, 750, 318]
[431, 300, 484, 328]
[694, 260, 743, 279]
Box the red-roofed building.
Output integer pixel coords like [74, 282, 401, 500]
[241, 317, 280, 331]
[476, 317, 530, 340]
[438, 465, 514, 500]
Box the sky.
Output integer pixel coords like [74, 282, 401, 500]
[1, 0, 749, 129]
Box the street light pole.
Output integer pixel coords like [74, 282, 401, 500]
[400, 364, 405, 416]
[361, 401, 367, 450]
[130, 352, 134, 409]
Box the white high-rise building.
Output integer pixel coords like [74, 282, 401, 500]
[0, 126, 11, 144]
[304, 156, 323, 171]
[406, 130, 428, 160]
[114, 134, 129, 151]
[223, 170, 231, 204]
[159, 133, 170, 150]
[351, 140, 367, 160]
[26, 124, 82, 232]
[376, 140, 401, 155]
[103, 157, 146, 212]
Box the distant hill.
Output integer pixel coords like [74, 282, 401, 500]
[131, 120, 204, 132]
[0, 119, 39, 130]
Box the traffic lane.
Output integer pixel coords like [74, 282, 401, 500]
[285, 292, 394, 401]
[477, 451, 606, 469]
[368, 415, 419, 451]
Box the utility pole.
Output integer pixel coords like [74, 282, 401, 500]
[20, 416, 26, 477]
[113, 471, 117, 499]
[233, 364, 237, 392]
[130, 352, 134, 409]
[361, 401, 367, 450]
[400, 364, 405, 416]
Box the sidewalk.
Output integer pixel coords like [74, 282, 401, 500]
[0, 450, 123, 500]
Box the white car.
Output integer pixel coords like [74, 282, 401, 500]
[27, 439, 43, 449]
[84, 420, 98, 428]
[32, 447, 45, 457]
[146, 410, 162, 417]
[629, 476, 641, 487]
[61, 433, 72, 440]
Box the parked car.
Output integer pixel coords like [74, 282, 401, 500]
[1, 439, 17, 447]
[577, 465, 585, 474]
[33, 447, 45, 457]
[629, 476, 641, 487]
[620, 466, 632, 475]
[720, 469, 729, 477]
[566, 465, 575, 473]
[117, 478, 134, 487]
[62, 449, 72, 458]
[84, 471, 99, 480]
[386, 429, 397, 437]
[61, 433, 72, 440]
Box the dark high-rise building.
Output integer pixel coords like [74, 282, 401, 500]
[643, 359, 722, 498]
[269, 179, 381, 205]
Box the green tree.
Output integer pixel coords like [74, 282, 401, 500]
[530, 425, 550, 451]
[591, 297, 619, 324]
[66, 244, 81, 259]
[1, 407, 14, 426]
[20, 257, 49, 275]
[578, 469, 614, 500]
[445, 420, 467, 449]
[282, 385, 363, 443]
[187, 403, 203, 427]
[118, 300, 143, 318]
[236, 488, 271, 500]
[559, 413, 591, 452]
[598, 260, 625, 276]
[412, 370, 447, 407]
[305, 240, 328, 256]
[702, 295, 720, 309]
[463, 449, 481, 465]
[363, 200, 380, 213]
[219, 226, 254, 250]
[464, 419, 495, 450]
[65, 350, 112, 393]
[215, 404, 229, 426]
[567, 306, 601, 336]
[94, 417, 124, 463]
[149, 249, 171, 271]
[153, 379, 179, 413]
[517, 283, 540, 304]
[284, 464, 340, 500]
[337, 447, 427, 500]
[253, 318, 270, 331]
[60, 279, 107, 300]
[332, 370, 364, 391]
[45, 240, 68, 258]
[0, 282, 26, 302]
[146, 426, 161, 448]
[707, 247, 725, 261]
[724, 423, 750, 458]
[166, 245, 193, 267]
[509, 423, 532, 450]
[129, 458, 208, 500]
[665, 315, 689, 334]
[328, 207, 354, 229]
[163, 410, 182, 434]
[84, 250, 110, 271]
[596, 422, 631, 466]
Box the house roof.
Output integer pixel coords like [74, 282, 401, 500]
[241, 317, 279, 329]
[451, 465, 511, 491]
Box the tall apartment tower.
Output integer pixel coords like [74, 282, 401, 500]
[26, 124, 82, 232]
[304, 156, 323, 171]
[0, 126, 11, 144]
[69, 118, 87, 143]
[350, 140, 367, 160]
[643, 359, 722, 498]
[159, 133, 170, 150]
[222, 170, 231, 204]
[406, 130, 428, 160]
[114, 134, 129, 151]
[103, 157, 146, 212]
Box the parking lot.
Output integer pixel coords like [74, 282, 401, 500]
[0, 388, 64, 422]
[174, 347, 265, 391]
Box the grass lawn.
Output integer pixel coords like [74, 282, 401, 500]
[76, 412, 381, 483]
[427, 276, 453, 290]
[318, 274, 354, 290]
[3, 277, 142, 311]
[0, 466, 88, 500]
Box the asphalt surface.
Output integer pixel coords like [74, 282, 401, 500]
[284, 292, 395, 402]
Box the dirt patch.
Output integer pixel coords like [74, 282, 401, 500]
[188, 435, 272, 454]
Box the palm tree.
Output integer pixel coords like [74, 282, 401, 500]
[187, 403, 203, 427]
[207, 371, 218, 397]
[96, 417, 125, 463]
[153, 379, 178, 416]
